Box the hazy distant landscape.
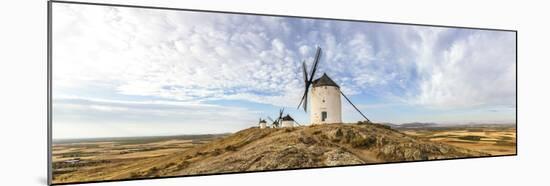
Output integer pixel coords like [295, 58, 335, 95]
[52, 134, 228, 183]
[52, 123, 516, 184]
[399, 124, 516, 155]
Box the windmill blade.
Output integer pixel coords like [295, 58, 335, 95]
[297, 60, 310, 111]
[297, 47, 320, 112]
[297, 86, 309, 111]
[308, 47, 322, 82]
[340, 90, 371, 123]
[302, 60, 308, 84]
[294, 120, 302, 126]
[267, 116, 274, 122]
[303, 92, 308, 111]
[301, 60, 309, 112]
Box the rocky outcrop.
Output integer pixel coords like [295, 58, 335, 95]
[127, 123, 488, 178]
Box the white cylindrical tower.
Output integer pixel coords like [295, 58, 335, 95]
[310, 73, 342, 124]
[259, 120, 267, 129]
[281, 115, 295, 127]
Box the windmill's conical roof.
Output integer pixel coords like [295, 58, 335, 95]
[312, 73, 339, 88]
[281, 114, 294, 121]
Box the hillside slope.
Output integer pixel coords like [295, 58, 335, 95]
[59, 123, 489, 182]
[133, 124, 488, 178]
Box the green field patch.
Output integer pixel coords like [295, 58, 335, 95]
[429, 135, 460, 139]
[448, 140, 476, 144]
[495, 141, 516, 146]
[467, 129, 484, 132]
[59, 152, 95, 158]
[457, 135, 483, 141]
[499, 136, 514, 141]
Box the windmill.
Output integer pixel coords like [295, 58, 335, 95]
[267, 108, 285, 128]
[280, 114, 302, 127]
[258, 118, 267, 129]
[266, 108, 301, 128]
[297, 47, 371, 124]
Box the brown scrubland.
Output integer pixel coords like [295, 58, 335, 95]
[52, 123, 515, 184]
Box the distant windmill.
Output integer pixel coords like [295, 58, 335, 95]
[266, 108, 301, 128]
[281, 114, 301, 127]
[267, 108, 285, 128]
[267, 116, 278, 128]
[297, 47, 371, 124]
[258, 118, 268, 129]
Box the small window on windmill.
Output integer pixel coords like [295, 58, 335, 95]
[321, 111, 327, 121]
[322, 99, 325, 103]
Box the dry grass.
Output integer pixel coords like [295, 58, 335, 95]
[402, 127, 516, 156]
[51, 137, 222, 183]
[52, 124, 513, 184]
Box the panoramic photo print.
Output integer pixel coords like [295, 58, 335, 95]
[50, 2, 517, 184]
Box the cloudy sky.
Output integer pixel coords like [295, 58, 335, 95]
[52, 3, 516, 139]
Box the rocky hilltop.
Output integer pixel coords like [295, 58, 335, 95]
[121, 123, 488, 178]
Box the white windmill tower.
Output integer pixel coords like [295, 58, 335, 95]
[297, 47, 371, 125]
[258, 118, 268, 129]
[281, 114, 296, 127]
[310, 73, 342, 124]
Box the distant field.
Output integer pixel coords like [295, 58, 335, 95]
[400, 126, 516, 156]
[51, 134, 227, 184]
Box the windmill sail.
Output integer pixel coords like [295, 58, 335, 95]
[297, 47, 322, 111]
[278, 108, 284, 122]
[297, 61, 309, 110]
[309, 47, 322, 82]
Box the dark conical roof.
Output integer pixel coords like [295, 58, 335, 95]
[312, 73, 339, 88]
[281, 114, 294, 121]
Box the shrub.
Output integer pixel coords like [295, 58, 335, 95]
[357, 120, 374, 125]
[350, 136, 377, 148]
[224, 145, 237, 151]
[176, 160, 190, 170]
[129, 172, 141, 178]
[211, 148, 222, 156]
[299, 136, 315, 145]
[145, 167, 159, 176]
[335, 128, 343, 137]
[372, 123, 392, 130]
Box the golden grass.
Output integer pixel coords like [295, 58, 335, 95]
[402, 127, 516, 156]
[51, 137, 218, 183]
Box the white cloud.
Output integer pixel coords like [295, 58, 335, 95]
[51, 3, 516, 133]
[412, 29, 516, 108]
[53, 4, 310, 108]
